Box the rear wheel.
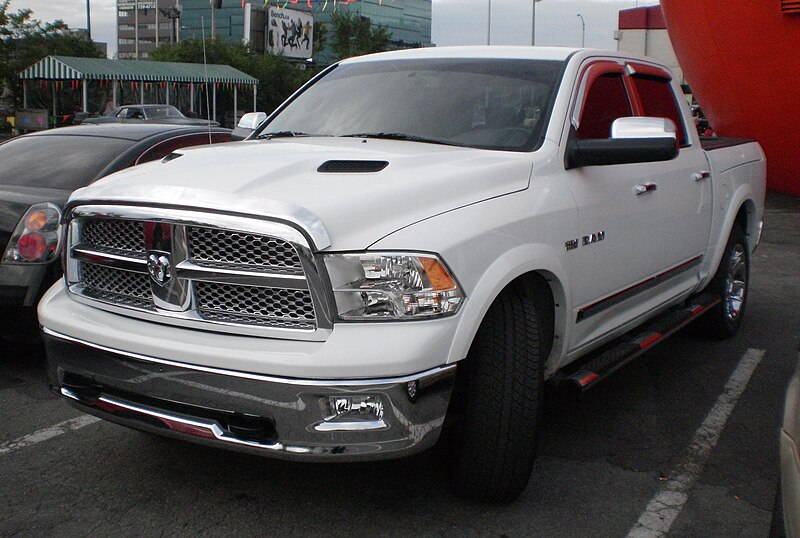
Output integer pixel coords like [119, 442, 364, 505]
[696, 225, 750, 338]
[448, 290, 543, 502]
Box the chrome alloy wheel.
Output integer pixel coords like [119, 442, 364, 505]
[723, 244, 747, 321]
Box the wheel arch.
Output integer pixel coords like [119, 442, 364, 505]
[448, 246, 570, 378]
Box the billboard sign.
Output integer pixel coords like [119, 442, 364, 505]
[266, 7, 313, 60]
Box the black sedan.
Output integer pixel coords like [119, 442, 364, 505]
[0, 123, 231, 340]
[82, 105, 219, 127]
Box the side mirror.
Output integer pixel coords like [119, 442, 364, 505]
[565, 117, 679, 169]
[237, 112, 267, 130]
[232, 112, 267, 141]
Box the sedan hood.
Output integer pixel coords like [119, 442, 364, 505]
[70, 137, 533, 250]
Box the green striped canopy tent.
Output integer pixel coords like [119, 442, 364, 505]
[19, 55, 259, 122]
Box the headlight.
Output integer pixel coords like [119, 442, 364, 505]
[323, 253, 464, 320]
[2, 202, 62, 264]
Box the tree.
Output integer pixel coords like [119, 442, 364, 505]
[330, 11, 391, 61]
[0, 1, 103, 109]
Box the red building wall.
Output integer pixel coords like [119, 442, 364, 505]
[660, 0, 800, 195]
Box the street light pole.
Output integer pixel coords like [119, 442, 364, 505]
[532, 0, 542, 46]
[487, 0, 492, 45]
[577, 13, 585, 48]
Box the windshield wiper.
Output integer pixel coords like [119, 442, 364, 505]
[339, 132, 460, 147]
[258, 130, 311, 140]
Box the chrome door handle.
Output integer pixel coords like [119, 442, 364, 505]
[692, 170, 712, 181]
[634, 182, 658, 195]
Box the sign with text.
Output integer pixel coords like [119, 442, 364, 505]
[118, 1, 157, 11]
[266, 7, 313, 60]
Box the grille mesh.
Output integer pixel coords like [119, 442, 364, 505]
[82, 219, 146, 254]
[195, 281, 315, 322]
[80, 262, 153, 304]
[188, 227, 302, 272]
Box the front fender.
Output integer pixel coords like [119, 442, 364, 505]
[446, 243, 571, 377]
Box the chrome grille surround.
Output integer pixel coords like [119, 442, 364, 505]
[64, 205, 334, 341]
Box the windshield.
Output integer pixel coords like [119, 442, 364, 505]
[146, 106, 183, 118]
[0, 135, 132, 190]
[261, 58, 564, 152]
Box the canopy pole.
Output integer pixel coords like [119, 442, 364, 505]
[113, 80, 118, 108]
[82, 80, 88, 112]
[52, 83, 57, 124]
[212, 83, 217, 122]
[190, 83, 195, 112]
[23, 81, 28, 109]
[166, 82, 170, 106]
[253, 84, 257, 112]
[140, 80, 144, 104]
[233, 87, 238, 126]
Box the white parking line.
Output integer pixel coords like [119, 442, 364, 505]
[627, 348, 766, 538]
[0, 415, 101, 456]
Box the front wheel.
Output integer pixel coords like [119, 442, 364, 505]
[696, 225, 750, 339]
[447, 290, 543, 502]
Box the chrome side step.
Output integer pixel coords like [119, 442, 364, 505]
[554, 293, 721, 393]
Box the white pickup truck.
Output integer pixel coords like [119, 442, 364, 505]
[39, 47, 766, 502]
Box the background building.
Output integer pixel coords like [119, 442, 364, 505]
[615, 5, 684, 85]
[117, 0, 181, 59]
[178, 0, 432, 64]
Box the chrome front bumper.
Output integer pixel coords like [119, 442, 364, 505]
[44, 328, 456, 462]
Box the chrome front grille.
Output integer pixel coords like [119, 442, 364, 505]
[64, 206, 332, 339]
[188, 227, 303, 274]
[195, 282, 316, 329]
[82, 219, 146, 255]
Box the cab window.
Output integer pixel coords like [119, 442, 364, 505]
[631, 75, 688, 146]
[576, 73, 632, 140]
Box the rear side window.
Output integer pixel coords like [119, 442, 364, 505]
[136, 132, 232, 164]
[631, 75, 688, 146]
[0, 135, 132, 190]
[576, 73, 632, 140]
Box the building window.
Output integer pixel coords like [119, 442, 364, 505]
[120, 24, 135, 30]
[118, 10, 129, 17]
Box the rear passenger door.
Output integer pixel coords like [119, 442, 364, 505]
[564, 59, 711, 354]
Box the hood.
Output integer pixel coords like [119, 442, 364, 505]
[69, 137, 533, 250]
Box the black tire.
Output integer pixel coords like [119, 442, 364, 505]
[448, 290, 543, 502]
[696, 224, 750, 339]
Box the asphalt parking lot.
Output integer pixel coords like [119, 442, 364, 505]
[1, 192, 798, 537]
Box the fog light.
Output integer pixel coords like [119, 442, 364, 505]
[315, 395, 386, 432]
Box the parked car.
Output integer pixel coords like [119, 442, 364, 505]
[774, 347, 800, 537]
[82, 104, 219, 127]
[40, 47, 765, 502]
[0, 123, 231, 340]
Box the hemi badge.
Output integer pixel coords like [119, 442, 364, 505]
[582, 231, 605, 246]
[565, 239, 579, 251]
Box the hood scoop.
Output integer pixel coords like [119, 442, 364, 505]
[317, 160, 389, 173]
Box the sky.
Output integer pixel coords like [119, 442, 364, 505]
[7, 0, 659, 58]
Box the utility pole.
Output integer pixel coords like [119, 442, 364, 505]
[532, 0, 542, 46]
[135, 0, 139, 57]
[487, 0, 492, 45]
[86, 0, 92, 40]
[577, 13, 585, 48]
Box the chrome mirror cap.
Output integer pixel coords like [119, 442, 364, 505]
[611, 117, 677, 140]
